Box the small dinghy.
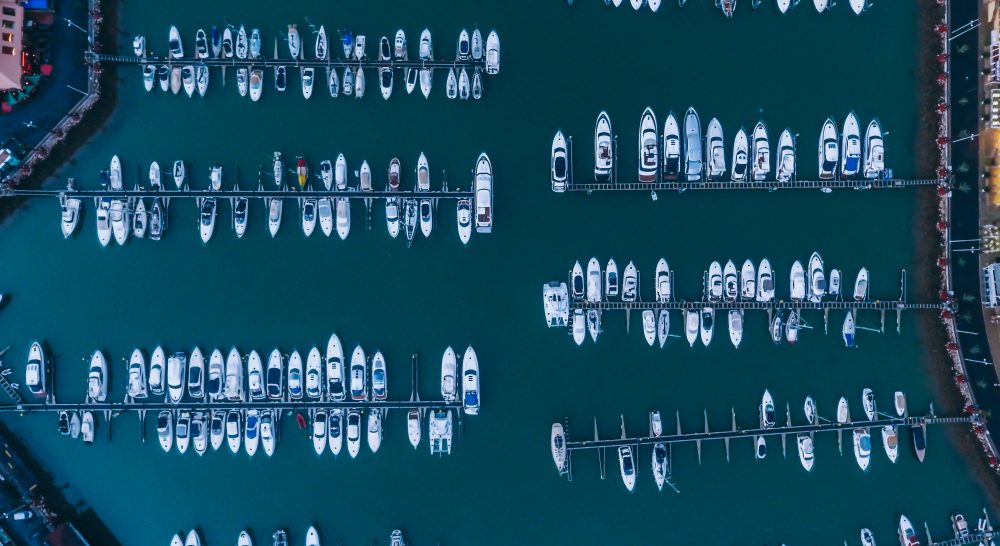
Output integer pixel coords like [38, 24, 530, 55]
[841, 111, 862, 178]
[797, 434, 815, 471]
[485, 30, 500, 74]
[750, 121, 770, 181]
[684, 107, 703, 181]
[863, 118, 885, 179]
[699, 307, 714, 347]
[728, 310, 743, 348]
[446, 68, 458, 99]
[642, 310, 656, 346]
[818, 117, 839, 180]
[662, 112, 681, 180]
[740, 260, 756, 300]
[731, 127, 749, 181]
[638, 107, 659, 182]
[684, 309, 698, 347]
[776, 129, 795, 182]
[594, 111, 614, 181]
[706, 117, 725, 179]
[853, 267, 869, 301]
[458, 68, 470, 100]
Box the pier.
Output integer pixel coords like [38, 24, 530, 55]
[561, 177, 944, 193]
[569, 300, 945, 312]
[87, 52, 489, 71]
[2, 187, 474, 201]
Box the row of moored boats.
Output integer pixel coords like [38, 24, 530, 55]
[608, 0, 871, 16]
[169, 527, 408, 546]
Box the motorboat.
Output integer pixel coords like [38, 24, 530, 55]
[952, 513, 970, 538]
[474, 153, 493, 233]
[249, 69, 263, 101]
[706, 117, 725, 179]
[642, 310, 656, 346]
[419, 197, 433, 238]
[181, 65, 196, 97]
[899, 515, 920, 546]
[191, 411, 209, 455]
[367, 409, 383, 453]
[485, 30, 500, 74]
[386, 158, 401, 237]
[187, 347, 204, 399]
[863, 118, 885, 179]
[586, 257, 602, 303]
[804, 396, 817, 425]
[148, 198, 165, 241]
[760, 389, 776, 428]
[843, 311, 856, 347]
[770, 313, 783, 344]
[405, 66, 417, 95]
[166, 351, 186, 404]
[853, 267, 869, 301]
[639, 107, 658, 182]
[257, 410, 274, 457]
[684, 107, 703, 181]
[853, 428, 872, 471]
[785, 310, 800, 344]
[462, 346, 480, 415]
[882, 425, 899, 463]
[622, 261, 638, 302]
[862, 388, 876, 420]
[403, 199, 417, 244]
[342, 30, 354, 59]
[708, 261, 723, 302]
[246, 350, 263, 400]
[272, 530, 288, 546]
[755, 435, 767, 460]
[326, 334, 345, 402]
[195, 64, 209, 97]
[572, 309, 586, 346]
[408, 409, 422, 449]
[472, 69, 483, 99]
[662, 112, 681, 180]
[728, 310, 743, 348]
[395, 29, 407, 60]
[446, 68, 458, 99]
[750, 121, 770, 181]
[170, 66, 182, 94]
[594, 111, 613, 181]
[316, 26, 328, 60]
[354, 66, 365, 98]
[156, 410, 173, 452]
[371, 351, 387, 401]
[287, 350, 303, 400]
[157, 65, 170, 92]
[132, 34, 145, 57]
[327, 67, 339, 97]
[776, 129, 795, 182]
[849, 0, 866, 13]
[244, 408, 259, 457]
[274, 65, 287, 92]
[296, 157, 308, 189]
[894, 391, 907, 417]
[235, 26, 248, 59]
[142, 64, 154, 91]
[312, 409, 327, 456]
[287, 24, 301, 58]
[222, 27, 233, 58]
[457, 198, 472, 245]
[233, 186, 249, 238]
[194, 28, 209, 59]
[226, 409, 241, 454]
[731, 127, 749, 181]
[328, 408, 343, 456]
[740, 260, 755, 299]
[551, 423, 567, 474]
[605, 259, 619, 299]
[175, 410, 190, 454]
[808, 252, 826, 302]
[814, 0, 830, 11]
[837, 397, 850, 424]
[149, 346, 166, 396]
[198, 196, 217, 243]
[235, 67, 249, 97]
[790, 260, 806, 300]
[305, 347, 322, 399]
[25, 342, 47, 399]
[346, 409, 361, 458]
[860, 529, 875, 546]
[305, 527, 320, 546]
[699, 307, 714, 347]
[225, 347, 243, 401]
[912, 420, 926, 462]
[797, 434, 815, 472]
[618, 445, 636, 492]
[470, 28, 484, 60]
[684, 309, 698, 347]
[829, 268, 841, 298]
[300, 196, 317, 237]
[457, 29, 471, 61]
[818, 117, 838, 180]
[841, 111, 862, 177]
[441, 346, 457, 402]
[354, 34, 366, 60]
[419, 29, 433, 98]
[335, 193, 351, 240]
[551, 130, 569, 192]
[350, 346, 367, 401]
[95, 198, 111, 247]
[379, 36, 393, 100]
[266, 188, 283, 238]
[300, 67, 315, 99]
[587, 308, 602, 343]
[723, 260, 738, 302]
[110, 199, 130, 245]
[458, 68, 471, 100]
[185, 530, 202, 546]
[168, 25, 184, 59]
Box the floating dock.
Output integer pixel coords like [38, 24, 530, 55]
[561, 177, 944, 193]
[3, 187, 474, 201]
[87, 52, 488, 71]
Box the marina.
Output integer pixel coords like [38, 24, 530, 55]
[168, 527, 411, 546]
[568, 0, 875, 16]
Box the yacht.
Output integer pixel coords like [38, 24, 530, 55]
[95, 198, 111, 247]
[622, 261, 638, 302]
[708, 261, 723, 302]
[662, 112, 681, 180]
[853, 427, 872, 471]
[300, 195, 317, 237]
[655, 259, 671, 302]
[642, 310, 656, 346]
[379, 36, 393, 100]
[760, 390, 776, 428]
[699, 307, 714, 347]
[346, 409, 361, 458]
[551, 423, 567, 474]
[306, 527, 320, 546]
[166, 351, 186, 403]
[797, 434, 815, 471]
[25, 342, 47, 399]
[305, 347, 323, 399]
[894, 391, 907, 417]
[235, 26, 248, 59]
[728, 310, 743, 348]
[342, 65, 353, 96]
[191, 411, 208, 455]
[808, 252, 826, 302]
[198, 196, 217, 243]
[371, 351, 387, 401]
[221, 27, 233, 58]
[149, 346, 165, 396]
[572, 309, 586, 346]
[157, 410, 173, 452]
[853, 267, 869, 301]
[226, 409, 241, 454]
[862, 388, 876, 420]
[618, 445, 636, 492]
[187, 347, 204, 399]
[354, 66, 365, 98]
[829, 268, 841, 298]
[195, 64, 209, 97]
[327, 67, 339, 97]
[131, 198, 147, 239]
[594, 111, 614, 182]
[755, 435, 767, 460]
[326, 333, 346, 402]
[168, 25, 184, 58]
[462, 346, 480, 415]
[684, 107, 702, 181]
[244, 408, 259, 457]
[706, 117, 725, 179]
[586, 257, 602, 303]
[751, 121, 770, 181]
[740, 260, 756, 300]
[785, 311, 800, 344]
[442, 346, 458, 402]
[312, 409, 327, 455]
[287, 350, 304, 400]
[249, 69, 263, 101]
[587, 309, 602, 343]
[790, 260, 806, 301]
[841, 111, 862, 177]
[776, 129, 796, 182]
[569, 261, 583, 301]
[913, 421, 926, 462]
[208, 349, 225, 400]
[638, 107, 659, 182]
[175, 410, 191, 454]
[723, 260, 738, 302]
[485, 30, 500, 74]
[328, 408, 343, 456]
[272, 530, 288, 546]
[408, 409, 422, 449]
[182, 65, 196, 97]
[843, 311, 856, 347]
[863, 118, 885, 179]
[367, 409, 383, 453]
[301, 67, 315, 99]
[287, 24, 301, 58]
[551, 130, 569, 192]
[860, 530, 875, 546]
[260, 410, 275, 457]
[60, 194, 81, 238]
[731, 127, 749, 181]
[882, 425, 899, 463]
[656, 310, 670, 348]
[109, 199, 130, 245]
[315, 25, 328, 60]
[475, 153, 493, 233]
[386, 158, 401, 238]
[837, 397, 851, 425]
[266, 349, 284, 401]
[225, 347, 243, 401]
[247, 350, 263, 400]
[757, 258, 775, 302]
[350, 345, 367, 401]
[471, 28, 483, 60]
[818, 117, 839, 180]
[684, 309, 698, 347]
[899, 515, 920, 546]
[418, 29, 433, 98]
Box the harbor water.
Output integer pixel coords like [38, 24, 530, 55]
[0, 0, 990, 544]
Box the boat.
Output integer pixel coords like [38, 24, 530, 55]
[776, 129, 796, 182]
[860, 529, 875, 546]
[804, 396, 817, 425]
[723, 260, 738, 302]
[266, 187, 283, 238]
[354, 34, 366, 60]
[60, 193, 81, 239]
[354, 66, 365, 98]
[235, 26, 248, 59]
[605, 258, 620, 299]
[441, 347, 458, 402]
[132, 34, 145, 57]
[829, 269, 841, 298]
[472, 70, 483, 99]
[660, 112, 681, 180]
[249, 69, 263, 101]
[181, 65, 196, 97]
[837, 396, 850, 424]
[110, 199, 129, 244]
[705, 117, 725, 179]
[386, 158, 401, 237]
[618, 445, 636, 492]
[818, 117, 838, 180]
[142, 64, 154, 91]
[894, 391, 907, 417]
[882, 425, 899, 463]
[485, 30, 500, 74]
[587, 308, 601, 343]
[708, 261, 723, 302]
[699, 307, 714, 347]
[379, 41, 393, 100]
[187, 347, 204, 399]
[814, 0, 830, 11]
[594, 111, 613, 182]
[194, 28, 209, 59]
[728, 310, 743, 348]
[346, 409, 361, 458]
[157, 410, 173, 452]
[750, 121, 770, 181]
[853, 427, 872, 471]
[186, 530, 202, 546]
[446, 68, 458, 99]
[198, 196, 217, 243]
[170, 66, 182, 94]
[808, 252, 826, 302]
[149, 346, 166, 396]
[323, 334, 345, 402]
[458, 67, 470, 100]
[770, 313, 783, 344]
[622, 261, 638, 302]
[785, 311, 799, 343]
[572, 309, 586, 346]
[585, 257, 602, 303]
[418, 29, 433, 98]
[912, 420, 926, 462]
[287, 24, 300, 58]
[327, 67, 339, 97]
[731, 127, 749, 181]
[225, 347, 243, 401]
[274, 65, 286, 92]
[304, 347, 323, 399]
[551, 423, 567, 474]
[246, 350, 263, 400]
[405, 65, 417, 94]
[853, 267, 869, 301]
[233, 185, 249, 238]
[95, 199, 111, 247]
[843, 311, 856, 347]
[367, 408, 382, 453]
[797, 434, 815, 471]
[301, 196, 317, 237]
[371, 351, 387, 401]
[462, 346, 480, 415]
[286, 350, 303, 400]
[349, 346, 366, 401]
[316, 26, 328, 60]
[456, 29, 471, 61]
[738, 260, 756, 300]
[260, 410, 275, 457]
[295, 157, 308, 189]
[191, 411, 209, 455]
[195, 63, 209, 97]
[25, 342, 47, 399]
[166, 351, 186, 403]
[684, 107, 703, 181]
[849, 0, 866, 13]
[222, 27, 233, 58]
[642, 310, 656, 346]
[225, 409, 241, 453]
[394, 29, 407, 60]
[149, 198, 165, 241]
[157, 65, 170, 92]
[235, 67, 249, 97]
[328, 408, 343, 455]
[408, 409, 422, 449]
[244, 408, 259, 456]
[638, 107, 658, 182]
[684, 309, 698, 347]
[311, 409, 327, 456]
[755, 435, 767, 459]
[953, 513, 970, 538]
[237, 532, 253, 546]
[761, 390, 776, 428]
[863, 119, 885, 179]
[301, 67, 315, 99]
[403, 199, 417, 244]
[305, 527, 320, 546]
[456, 198, 472, 245]
[474, 153, 493, 233]
[335, 192, 351, 241]
[899, 515, 920, 546]
[790, 260, 806, 300]
[272, 530, 288, 546]
[841, 111, 862, 178]
[549, 130, 571, 193]
[862, 388, 876, 420]
[175, 410, 190, 454]
[168, 25, 184, 59]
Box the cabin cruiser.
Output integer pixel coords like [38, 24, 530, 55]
[166, 351, 187, 404]
[662, 112, 681, 180]
[224, 347, 243, 401]
[303, 347, 322, 399]
[287, 24, 301, 58]
[350, 345, 367, 401]
[808, 252, 826, 302]
[862, 388, 876, 420]
[246, 350, 263, 400]
[441, 346, 458, 402]
[346, 409, 362, 458]
[699, 307, 714, 347]
[571, 261, 585, 301]
[952, 513, 970, 539]
[775, 129, 795, 182]
[605, 259, 619, 299]
[462, 346, 480, 415]
[95, 198, 111, 247]
[790, 260, 806, 301]
[371, 351, 387, 401]
[25, 342, 47, 399]
[226, 409, 241, 454]
[181, 65, 197, 97]
[586, 257, 602, 303]
[894, 391, 907, 417]
[418, 29, 433, 98]
[899, 515, 920, 546]
[572, 309, 586, 346]
[142, 64, 155, 91]
[841, 111, 862, 177]
[860, 529, 875, 546]
[175, 410, 191, 454]
[198, 196, 217, 243]
[757, 258, 775, 302]
[311, 409, 327, 456]
[386, 158, 402, 237]
[751, 121, 770, 181]
[316, 26, 328, 60]
[475, 153, 493, 233]
[187, 347, 205, 399]
[354, 66, 366, 98]
[843, 311, 856, 347]
[551, 131, 569, 192]
[168, 25, 184, 59]
[731, 127, 749, 181]
[707, 261, 723, 302]
[622, 261, 638, 302]
[642, 310, 656, 346]
[244, 408, 259, 457]
[853, 428, 872, 471]
[740, 260, 756, 300]
[706, 118, 725, 179]
[342, 65, 354, 96]
[837, 397, 851, 425]
[133, 34, 145, 57]
[235, 26, 248, 59]
[797, 434, 815, 471]
[594, 111, 613, 182]
[157, 65, 170, 92]
[723, 260, 738, 302]
[157, 410, 173, 452]
[760, 390, 776, 428]
[829, 269, 841, 298]
[818, 117, 839, 180]
[638, 107, 658, 182]
[684, 107, 702, 181]
[755, 435, 767, 460]
[618, 445, 636, 492]
[191, 411, 208, 455]
[367, 408, 383, 453]
[195, 64, 209, 97]
[853, 267, 869, 301]
[328, 408, 344, 456]
[728, 310, 743, 348]
[684, 309, 699, 347]
[265, 349, 284, 401]
[300, 195, 317, 237]
[259, 410, 276, 457]
[60, 193, 81, 238]
[326, 333, 346, 402]
[109, 198, 130, 245]
[785, 311, 800, 344]
[882, 425, 899, 463]
[379, 36, 393, 100]
[863, 119, 885, 179]
[485, 30, 500, 74]
[587, 308, 602, 344]
[408, 408, 422, 449]
[770, 313, 784, 344]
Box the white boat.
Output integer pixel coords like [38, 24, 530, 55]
[814, 0, 830, 11]
[605, 258, 619, 299]
[551, 130, 569, 192]
[328, 408, 343, 456]
[419, 29, 433, 98]
[808, 252, 826, 302]
[244, 408, 259, 457]
[728, 310, 743, 348]
[804, 396, 817, 425]
[843, 311, 856, 347]
[654, 309, 668, 347]
[327, 67, 339, 97]
[841, 111, 862, 177]
[346, 409, 361, 458]
[662, 112, 681, 180]
[862, 388, 876, 420]
[132, 34, 145, 57]
[446, 68, 458, 99]
[386, 158, 401, 237]
[157, 65, 170, 92]
[195, 64, 209, 97]
[188, 347, 204, 399]
[419, 195, 433, 238]
[586, 257, 602, 303]
[287, 24, 300, 58]
[641, 310, 656, 346]
[485, 30, 500, 74]
[248, 68, 263, 101]
[266, 188, 283, 238]
[408, 409, 422, 449]
[621, 261, 638, 302]
[441, 346, 457, 402]
[457, 29, 471, 61]
[225, 347, 243, 401]
[790, 260, 806, 301]
[572, 309, 586, 346]
[175, 410, 190, 454]
[739, 260, 756, 300]
[723, 260, 738, 302]
[326, 333, 345, 402]
[312, 409, 327, 456]
[225, 409, 241, 454]
[853, 428, 872, 471]
[760, 390, 776, 428]
[185, 530, 202, 546]
[395, 29, 407, 60]
[235, 26, 248, 59]
[797, 434, 815, 471]
[882, 425, 899, 463]
[233, 67, 248, 97]
[458, 68, 470, 100]
[246, 350, 262, 400]
[731, 127, 749, 181]
[110, 198, 130, 245]
[315, 196, 333, 238]
[181, 65, 196, 97]
[232, 184, 249, 238]
[706, 118, 725, 179]
[829, 269, 841, 298]
[142, 64, 154, 91]
[630, 0, 643, 8]
[148, 346, 166, 396]
[349, 346, 366, 401]
[684, 309, 698, 347]
[301, 196, 317, 237]
[837, 397, 850, 424]
[894, 391, 907, 417]
[260, 410, 275, 457]
[818, 117, 838, 180]
[899, 516, 920, 546]
[618, 445, 636, 492]
[198, 196, 217, 243]
[587, 308, 601, 343]
[639, 107, 658, 182]
[95, 198, 111, 247]
[471, 28, 483, 60]
[367, 409, 382, 453]
[455, 197, 472, 245]
[775, 129, 796, 182]
[853, 267, 869, 301]
[354, 34, 366, 60]
[371, 351, 387, 401]
[699, 307, 714, 347]
[131, 198, 147, 239]
[170, 66, 182, 94]
[156, 410, 173, 452]
[863, 118, 885, 179]
[168, 25, 183, 59]
[751, 121, 770, 181]
[121, 348, 148, 399]
[194, 28, 209, 59]
[755, 435, 767, 460]
[475, 153, 493, 233]
[354, 66, 365, 98]
[287, 350, 304, 400]
[306, 527, 320, 546]
[305, 347, 322, 399]
[684, 107, 703, 181]
[166, 351, 185, 404]
[60, 194, 81, 238]
[594, 111, 613, 181]
[785, 310, 800, 344]
[191, 411, 209, 455]
[708, 261, 723, 302]
[405, 66, 417, 94]
[462, 346, 480, 415]
[551, 423, 567, 474]
[25, 342, 47, 399]
[222, 27, 234, 58]
[316, 26, 328, 60]
[757, 258, 775, 302]
[301, 67, 315, 99]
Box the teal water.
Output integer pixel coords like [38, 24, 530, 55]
[0, 1, 991, 545]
